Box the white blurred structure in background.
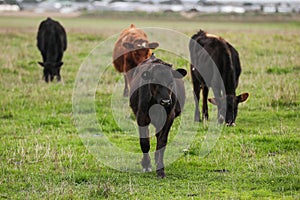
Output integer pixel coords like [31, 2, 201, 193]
[1, 0, 300, 14]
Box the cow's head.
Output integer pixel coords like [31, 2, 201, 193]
[208, 93, 249, 126]
[123, 39, 159, 64]
[141, 64, 187, 107]
[38, 61, 63, 82]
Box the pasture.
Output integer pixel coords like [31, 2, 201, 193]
[0, 13, 299, 199]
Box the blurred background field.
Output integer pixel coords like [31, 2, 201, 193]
[0, 11, 299, 199]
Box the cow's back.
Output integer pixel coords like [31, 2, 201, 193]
[189, 31, 223, 86]
[189, 30, 237, 90]
[37, 18, 67, 59]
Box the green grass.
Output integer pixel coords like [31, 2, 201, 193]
[0, 14, 299, 199]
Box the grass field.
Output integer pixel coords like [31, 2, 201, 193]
[0, 13, 299, 199]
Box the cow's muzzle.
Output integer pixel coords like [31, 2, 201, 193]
[160, 98, 172, 106]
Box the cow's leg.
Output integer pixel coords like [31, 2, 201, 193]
[155, 117, 174, 178]
[202, 85, 209, 121]
[212, 88, 224, 124]
[56, 53, 62, 82]
[122, 56, 130, 97]
[139, 126, 151, 172]
[192, 77, 201, 122]
[124, 65, 135, 97]
[45, 75, 49, 83]
[57, 70, 61, 82]
[44, 70, 49, 83]
[123, 74, 129, 97]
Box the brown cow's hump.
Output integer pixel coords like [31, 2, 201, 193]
[206, 33, 220, 39]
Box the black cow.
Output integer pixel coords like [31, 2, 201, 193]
[129, 55, 187, 178]
[189, 30, 249, 126]
[37, 17, 67, 82]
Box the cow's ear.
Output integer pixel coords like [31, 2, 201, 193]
[148, 42, 159, 49]
[237, 93, 249, 103]
[123, 42, 134, 49]
[141, 71, 152, 80]
[38, 62, 44, 67]
[208, 98, 218, 106]
[173, 68, 187, 79]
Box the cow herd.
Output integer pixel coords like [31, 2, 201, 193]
[37, 18, 249, 178]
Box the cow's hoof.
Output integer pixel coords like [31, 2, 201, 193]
[202, 115, 208, 122]
[141, 155, 151, 172]
[203, 118, 208, 127]
[142, 167, 152, 172]
[156, 169, 166, 178]
[226, 123, 236, 127]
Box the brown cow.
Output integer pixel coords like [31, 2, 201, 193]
[113, 24, 159, 96]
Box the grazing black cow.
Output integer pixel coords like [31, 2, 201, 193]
[129, 55, 187, 178]
[189, 30, 249, 126]
[37, 17, 67, 82]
